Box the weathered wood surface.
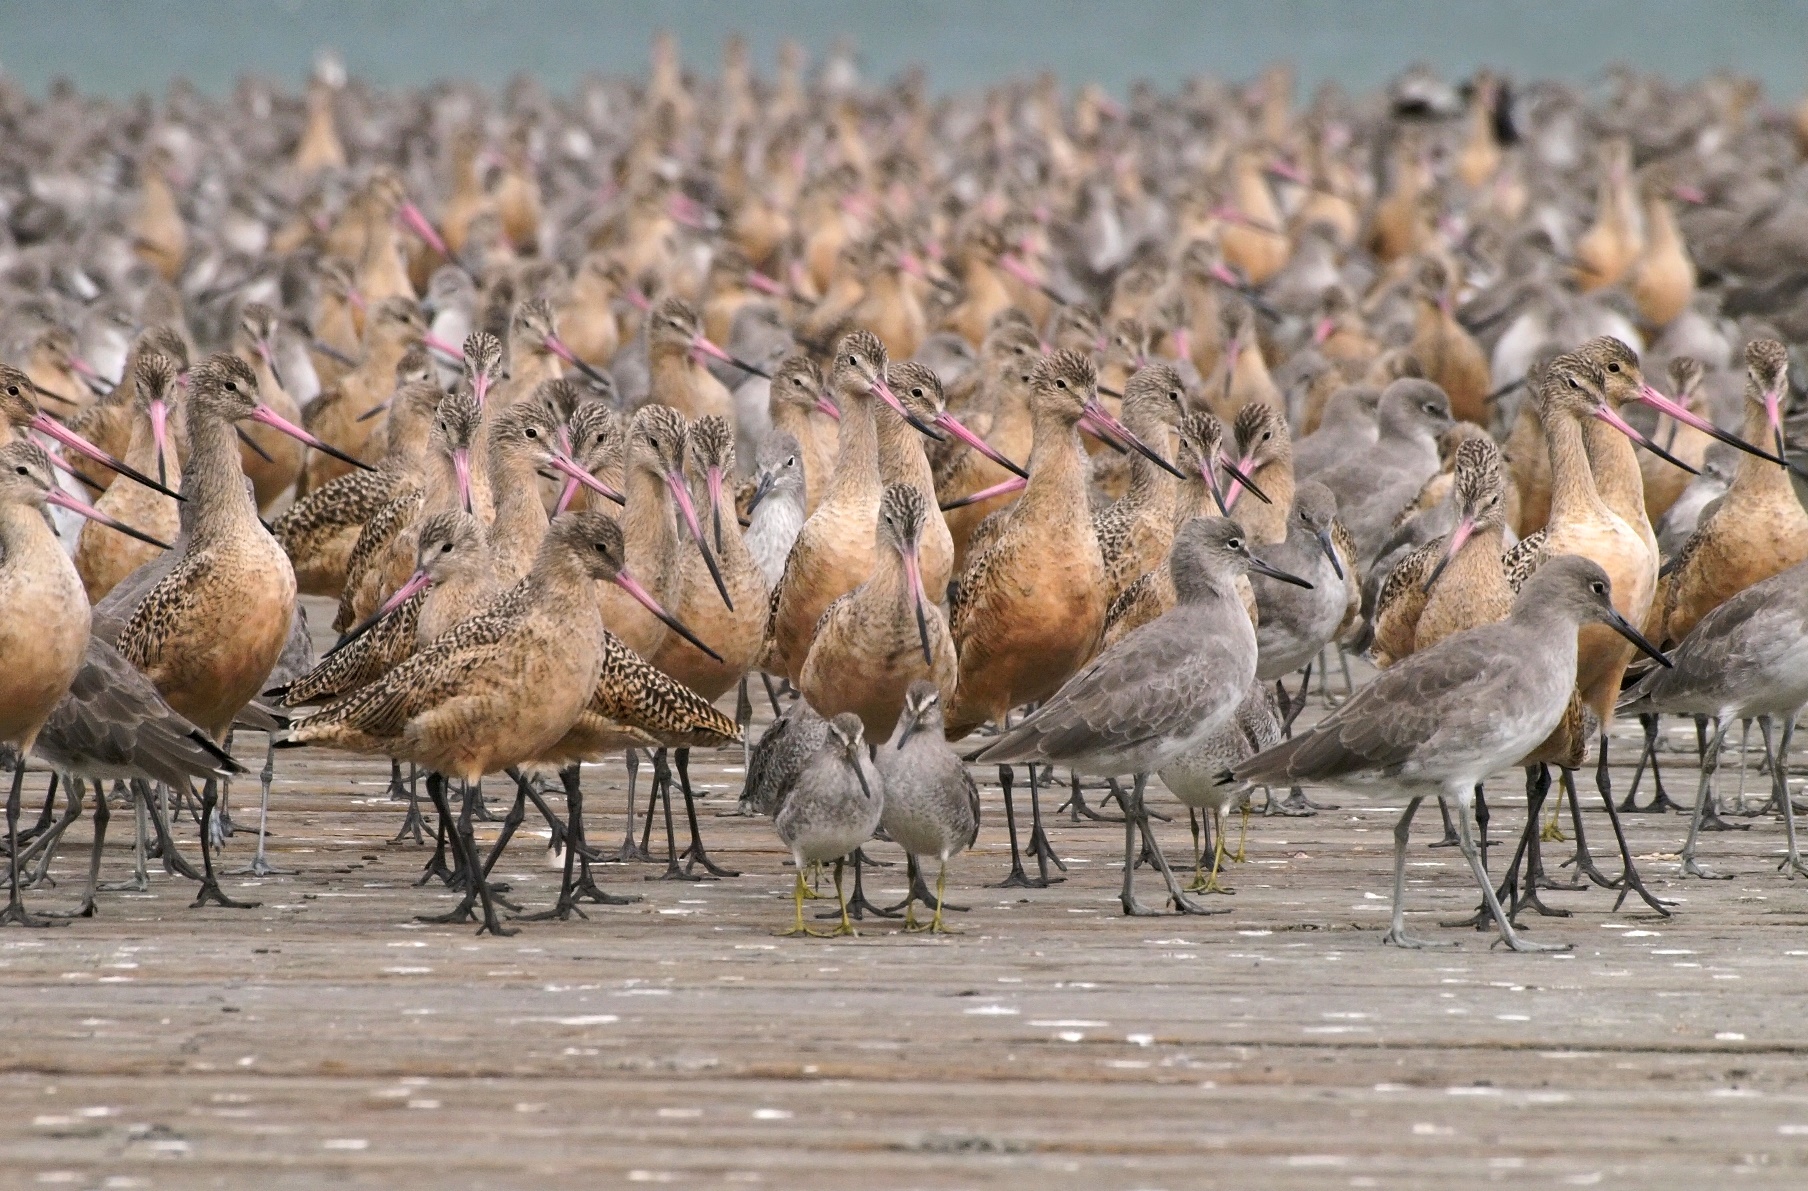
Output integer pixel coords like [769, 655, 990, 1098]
[2, 600, 1807, 1188]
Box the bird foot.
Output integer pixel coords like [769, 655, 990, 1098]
[1382, 928, 1457, 949]
[678, 842, 740, 878]
[1608, 869, 1677, 915]
[1698, 807, 1752, 832]
[570, 865, 641, 905]
[414, 854, 456, 887]
[1170, 891, 1232, 915]
[1263, 791, 1316, 818]
[1119, 895, 1163, 916]
[1024, 828, 1068, 883]
[1427, 833, 1461, 849]
[1539, 822, 1567, 843]
[44, 899, 98, 920]
[236, 856, 294, 877]
[992, 865, 1053, 889]
[190, 882, 259, 910]
[1489, 934, 1574, 954]
[0, 898, 65, 928]
[98, 876, 147, 893]
[775, 924, 839, 938]
[1508, 890, 1572, 921]
[517, 900, 589, 922]
[1560, 855, 1617, 890]
[611, 839, 654, 863]
[1618, 792, 1686, 814]
[1281, 790, 1338, 813]
[1184, 874, 1234, 895]
[1778, 854, 1808, 879]
[818, 890, 900, 920]
[1681, 857, 1732, 881]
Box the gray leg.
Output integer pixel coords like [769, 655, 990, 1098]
[0, 757, 60, 928]
[1682, 718, 1735, 880]
[1130, 785, 1224, 915]
[1382, 797, 1449, 948]
[1771, 713, 1808, 878]
[1455, 796, 1569, 952]
[1119, 775, 1158, 917]
[191, 779, 259, 909]
[241, 737, 293, 876]
[55, 780, 106, 918]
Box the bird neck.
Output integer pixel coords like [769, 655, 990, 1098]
[1022, 409, 1089, 515]
[822, 392, 880, 504]
[1543, 409, 1614, 529]
[487, 448, 551, 575]
[184, 410, 260, 542]
[1580, 413, 1651, 534]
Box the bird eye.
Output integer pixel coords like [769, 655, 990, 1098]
[441, 542, 453, 553]
[15, 465, 29, 476]
[1228, 537, 1243, 550]
[226, 381, 239, 392]
[525, 426, 539, 438]
[1056, 379, 1068, 389]
[847, 355, 858, 366]
[786, 455, 796, 466]
[1608, 362, 1621, 373]
[1262, 431, 1272, 441]
[1567, 377, 1580, 390]
[1591, 581, 1605, 594]
[6, 385, 17, 395]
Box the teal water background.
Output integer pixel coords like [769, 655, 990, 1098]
[0, 1, 1804, 100]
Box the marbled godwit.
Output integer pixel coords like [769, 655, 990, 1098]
[763, 355, 840, 516]
[549, 398, 627, 516]
[1408, 258, 1491, 426]
[1621, 558, 1808, 879]
[1235, 556, 1668, 951]
[0, 363, 184, 507]
[1314, 379, 1452, 565]
[1202, 296, 1281, 422]
[1221, 401, 1292, 545]
[772, 712, 883, 937]
[131, 146, 186, 283]
[1092, 364, 1189, 603]
[977, 517, 1309, 914]
[0, 442, 98, 925]
[1573, 139, 1642, 293]
[1639, 358, 1711, 525]
[231, 303, 306, 509]
[302, 297, 426, 491]
[284, 511, 639, 935]
[643, 414, 768, 879]
[1630, 172, 1696, 330]
[73, 352, 181, 602]
[933, 321, 1042, 571]
[767, 331, 898, 683]
[1657, 340, 1808, 648]
[642, 298, 764, 424]
[112, 354, 341, 908]
[272, 376, 444, 597]
[876, 680, 980, 933]
[801, 483, 958, 741]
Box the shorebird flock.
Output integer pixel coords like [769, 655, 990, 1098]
[1, 40, 1805, 951]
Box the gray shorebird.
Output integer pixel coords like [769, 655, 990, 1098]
[1620, 558, 1808, 880]
[1232, 556, 1670, 952]
[772, 712, 884, 937]
[976, 517, 1311, 915]
[876, 680, 980, 932]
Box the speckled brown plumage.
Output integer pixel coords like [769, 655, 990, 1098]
[1092, 364, 1188, 603]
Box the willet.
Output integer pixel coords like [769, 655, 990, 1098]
[1233, 555, 1670, 951]
[771, 712, 884, 937]
[742, 431, 806, 589]
[1621, 558, 1808, 879]
[1157, 677, 1282, 893]
[1314, 379, 1453, 565]
[876, 680, 981, 932]
[976, 517, 1311, 915]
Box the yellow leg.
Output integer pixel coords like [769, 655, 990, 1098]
[1233, 801, 1250, 863]
[829, 859, 857, 936]
[1200, 809, 1231, 894]
[903, 891, 921, 932]
[929, 862, 952, 933]
[800, 860, 827, 898]
[1185, 808, 1210, 892]
[777, 870, 817, 937]
[1541, 788, 1566, 842]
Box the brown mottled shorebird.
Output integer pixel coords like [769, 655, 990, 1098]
[0, 443, 99, 925]
[74, 353, 181, 603]
[113, 354, 342, 909]
[1092, 364, 1189, 603]
[764, 355, 840, 516]
[303, 297, 427, 491]
[1221, 401, 1292, 546]
[283, 511, 638, 935]
[1234, 556, 1669, 952]
[977, 518, 1309, 914]
[801, 483, 958, 741]
[0, 363, 184, 507]
[231, 304, 307, 509]
[272, 376, 445, 596]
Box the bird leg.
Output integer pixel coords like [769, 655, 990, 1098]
[614, 749, 653, 862]
[1457, 796, 1570, 953]
[0, 759, 60, 928]
[1557, 766, 1615, 889]
[1429, 795, 1462, 847]
[648, 749, 697, 881]
[23, 777, 85, 889]
[190, 779, 259, 910]
[1681, 718, 1736, 881]
[1474, 784, 1491, 872]
[776, 869, 827, 937]
[824, 857, 857, 936]
[466, 775, 498, 822]
[1021, 764, 1066, 884]
[1512, 767, 1570, 920]
[414, 785, 458, 887]
[1382, 797, 1449, 949]
[16, 773, 59, 847]
[1621, 714, 1685, 813]
[422, 773, 515, 937]
[992, 764, 1036, 887]
[737, 680, 754, 777]
[1118, 774, 1160, 917]
[675, 748, 740, 878]
[1694, 715, 1748, 832]
[884, 853, 969, 916]
[101, 781, 151, 893]
[239, 737, 294, 877]
[818, 848, 900, 919]
[1233, 798, 1251, 862]
[1593, 764, 1675, 916]
[520, 780, 568, 857]
[1058, 769, 1124, 823]
[1275, 784, 1336, 815]
[384, 758, 410, 802]
[147, 782, 203, 881]
[928, 861, 955, 934]
[51, 780, 106, 919]
[758, 671, 785, 719]
[391, 763, 427, 845]
[638, 750, 669, 862]
[1765, 714, 1808, 878]
[1131, 778, 1225, 915]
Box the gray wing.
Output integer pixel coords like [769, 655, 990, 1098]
[34, 637, 239, 786]
[1622, 564, 1808, 713]
[1235, 623, 1525, 784]
[976, 607, 1240, 765]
